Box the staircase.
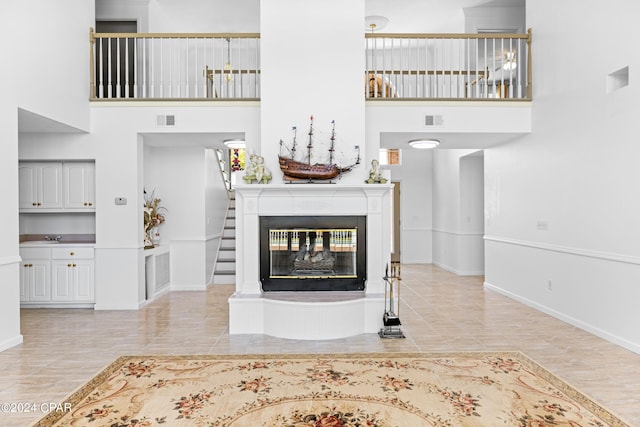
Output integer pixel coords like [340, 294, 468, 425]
[213, 194, 237, 285]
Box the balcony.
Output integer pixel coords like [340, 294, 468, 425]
[90, 29, 531, 101]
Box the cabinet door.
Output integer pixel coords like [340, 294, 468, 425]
[28, 261, 51, 301]
[19, 262, 31, 301]
[18, 165, 39, 209]
[63, 162, 95, 209]
[51, 261, 74, 301]
[39, 163, 63, 208]
[74, 261, 95, 302]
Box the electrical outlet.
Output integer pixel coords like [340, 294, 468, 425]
[115, 197, 127, 205]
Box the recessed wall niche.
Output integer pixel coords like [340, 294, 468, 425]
[607, 66, 629, 94]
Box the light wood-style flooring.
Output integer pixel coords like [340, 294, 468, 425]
[0, 264, 638, 426]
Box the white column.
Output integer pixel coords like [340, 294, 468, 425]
[259, 0, 366, 184]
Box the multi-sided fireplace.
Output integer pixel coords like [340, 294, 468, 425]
[259, 216, 367, 291]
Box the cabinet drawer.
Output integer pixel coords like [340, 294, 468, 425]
[20, 248, 51, 259]
[51, 247, 94, 259]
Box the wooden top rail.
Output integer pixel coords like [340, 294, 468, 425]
[90, 29, 260, 41]
[365, 32, 530, 39]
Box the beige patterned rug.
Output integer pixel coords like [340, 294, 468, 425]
[34, 352, 628, 427]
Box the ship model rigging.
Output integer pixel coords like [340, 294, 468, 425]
[278, 116, 360, 182]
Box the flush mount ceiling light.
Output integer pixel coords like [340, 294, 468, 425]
[224, 139, 245, 149]
[409, 139, 440, 149]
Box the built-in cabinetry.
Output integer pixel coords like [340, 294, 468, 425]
[19, 249, 51, 302]
[20, 246, 95, 306]
[19, 161, 95, 212]
[18, 162, 63, 209]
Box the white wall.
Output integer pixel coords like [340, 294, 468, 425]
[464, 5, 526, 33]
[16, 0, 93, 132]
[484, 0, 640, 353]
[432, 149, 484, 275]
[148, 0, 259, 32]
[260, 0, 366, 184]
[97, 0, 260, 33]
[0, 1, 22, 352]
[385, 149, 433, 263]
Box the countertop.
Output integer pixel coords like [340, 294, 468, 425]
[19, 234, 96, 247]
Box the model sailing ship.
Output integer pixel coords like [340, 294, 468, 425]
[278, 116, 360, 182]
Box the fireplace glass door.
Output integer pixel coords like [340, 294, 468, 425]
[260, 216, 366, 291]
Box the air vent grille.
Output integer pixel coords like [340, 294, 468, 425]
[156, 115, 176, 127]
[425, 115, 443, 126]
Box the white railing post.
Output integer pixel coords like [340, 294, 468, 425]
[124, 37, 129, 98]
[107, 38, 112, 98]
[98, 38, 104, 98]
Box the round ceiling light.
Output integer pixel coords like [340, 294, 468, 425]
[409, 139, 440, 149]
[224, 139, 245, 149]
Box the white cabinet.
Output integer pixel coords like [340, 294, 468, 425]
[51, 247, 95, 302]
[19, 161, 95, 212]
[63, 162, 96, 209]
[18, 162, 63, 209]
[20, 259, 51, 302]
[20, 246, 95, 306]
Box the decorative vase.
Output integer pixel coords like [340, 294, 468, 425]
[151, 228, 161, 246]
[144, 228, 155, 249]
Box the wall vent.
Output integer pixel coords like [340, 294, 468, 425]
[156, 115, 176, 126]
[425, 115, 443, 126]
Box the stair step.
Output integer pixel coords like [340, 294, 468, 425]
[216, 263, 235, 272]
[214, 270, 236, 275]
[213, 274, 236, 285]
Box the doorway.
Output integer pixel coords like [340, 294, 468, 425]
[459, 152, 485, 274]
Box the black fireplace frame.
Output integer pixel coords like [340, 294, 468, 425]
[259, 215, 367, 292]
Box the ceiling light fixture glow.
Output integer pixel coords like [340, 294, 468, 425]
[409, 139, 440, 149]
[224, 139, 245, 149]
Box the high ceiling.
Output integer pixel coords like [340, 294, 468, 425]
[366, 0, 525, 33]
[21, 0, 527, 151]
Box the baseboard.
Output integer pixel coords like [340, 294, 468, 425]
[0, 334, 24, 352]
[94, 303, 141, 310]
[433, 260, 484, 276]
[484, 281, 640, 355]
[170, 283, 208, 291]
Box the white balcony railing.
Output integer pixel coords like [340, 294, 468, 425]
[90, 30, 260, 100]
[365, 30, 532, 100]
[90, 29, 531, 101]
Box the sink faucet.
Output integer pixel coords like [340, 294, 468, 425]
[45, 235, 62, 241]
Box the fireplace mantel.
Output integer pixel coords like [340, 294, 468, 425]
[229, 183, 392, 339]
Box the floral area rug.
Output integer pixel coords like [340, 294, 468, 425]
[34, 352, 628, 427]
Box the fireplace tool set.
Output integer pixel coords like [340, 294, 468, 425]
[379, 262, 405, 339]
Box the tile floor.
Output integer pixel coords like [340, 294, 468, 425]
[0, 264, 638, 426]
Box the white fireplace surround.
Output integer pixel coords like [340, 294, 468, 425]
[229, 183, 392, 340]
